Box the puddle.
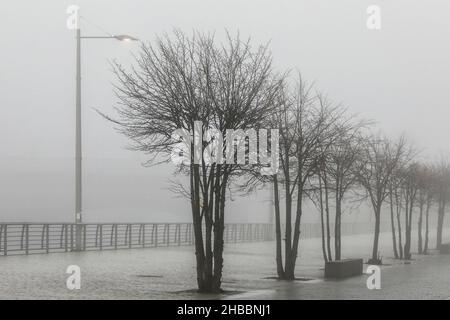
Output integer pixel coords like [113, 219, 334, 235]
[173, 289, 245, 296]
[262, 276, 317, 282]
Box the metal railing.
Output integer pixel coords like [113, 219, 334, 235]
[0, 223, 274, 256]
[1, 220, 440, 256]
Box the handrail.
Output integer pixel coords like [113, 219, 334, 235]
[0, 222, 274, 256]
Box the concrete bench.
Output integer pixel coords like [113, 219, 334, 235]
[325, 259, 363, 279]
[440, 243, 450, 254]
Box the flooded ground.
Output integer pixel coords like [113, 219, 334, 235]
[0, 228, 449, 299]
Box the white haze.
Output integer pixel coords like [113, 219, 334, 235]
[0, 0, 449, 223]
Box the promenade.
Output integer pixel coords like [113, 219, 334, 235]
[0, 229, 449, 299]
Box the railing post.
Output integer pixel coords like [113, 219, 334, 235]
[163, 224, 166, 245]
[41, 225, 45, 250]
[75, 223, 82, 251]
[46, 224, 50, 253]
[65, 224, 68, 252]
[110, 225, 113, 247]
[0, 224, 3, 254]
[95, 225, 99, 247]
[185, 224, 189, 245]
[128, 224, 132, 248]
[59, 225, 64, 249]
[137, 224, 142, 245]
[142, 224, 146, 248]
[177, 224, 181, 246]
[3, 225, 7, 256]
[99, 224, 103, 250]
[70, 224, 74, 251]
[166, 224, 170, 246]
[150, 224, 155, 246]
[83, 225, 87, 250]
[25, 224, 29, 254]
[114, 224, 118, 250]
[155, 224, 158, 247]
[20, 225, 25, 251]
[124, 224, 128, 246]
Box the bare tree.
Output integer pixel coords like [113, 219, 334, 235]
[103, 31, 281, 292]
[354, 135, 408, 264]
[270, 74, 317, 279]
[416, 164, 433, 254]
[401, 163, 420, 259]
[422, 168, 435, 254]
[388, 168, 404, 259]
[434, 158, 450, 249]
[314, 119, 366, 261]
[269, 77, 346, 278]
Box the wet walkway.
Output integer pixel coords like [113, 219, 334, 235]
[0, 228, 449, 299]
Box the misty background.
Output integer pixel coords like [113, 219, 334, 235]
[0, 0, 449, 223]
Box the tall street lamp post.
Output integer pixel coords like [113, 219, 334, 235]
[74, 21, 138, 250]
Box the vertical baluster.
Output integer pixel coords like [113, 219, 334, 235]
[83, 225, 86, 250]
[99, 224, 103, 250]
[95, 225, 99, 247]
[150, 224, 155, 245]
[46, 224, 50, 254]
[124, 224, 128, 246]
[70, 224, 74, 251]
[20, 225, 25, 251]
[166, 224, 170, 246]
[142, 224, 146, 248]
[128, 224, 132, 248]
[59, 225, 64, 249]
[110, 224, 114, 247]
[25, 224, 29, 254]
[0, 225, 3, 254]
[137, 224, 142, 245]
[114, 224, 118, 250]
[41, 225, 45, 250]
[3, 225, 7, 256]
[65, 224, 68, 252]
[163, 224, 167, 245]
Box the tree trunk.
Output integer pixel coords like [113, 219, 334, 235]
[335, 196, 342, 261]
[212, 167, 227, 293]
[371, 205, 381, 263]
[191, 164, 209, 292]
[396, 196, 403, 259]
[418, 200, 424, 254]
[273, 175, 285, 278]
[284, 152, 292, 276]
[424, 197, 431, 254]
[318, 172, 328, 263]
[403, 193, 412, 260]
[286, 179, 303, 280]
[436, 197, 445, 249]
[389, 191, 399, 259]
[323, 171, 332, 262]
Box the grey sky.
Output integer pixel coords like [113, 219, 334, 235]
[0, 0, 449, 222]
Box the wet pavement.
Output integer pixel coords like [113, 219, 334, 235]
[0, 228, 449, 299]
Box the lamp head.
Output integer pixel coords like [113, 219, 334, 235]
[114, 34, 139, 42]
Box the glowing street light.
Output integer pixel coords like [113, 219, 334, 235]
[73, 18, 138, 249]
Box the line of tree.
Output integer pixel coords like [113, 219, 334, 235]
[103, 30, 449, 291]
